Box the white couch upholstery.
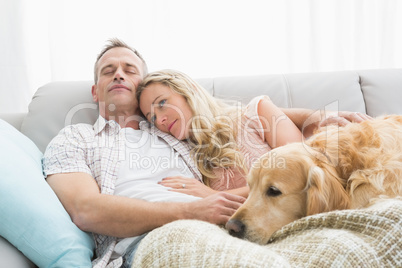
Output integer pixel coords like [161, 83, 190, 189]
[1, 68, 401, 267]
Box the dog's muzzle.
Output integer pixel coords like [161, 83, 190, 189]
[226, 219, 246, 238]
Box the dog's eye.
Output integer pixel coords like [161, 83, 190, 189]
[267, 186, 282, 197]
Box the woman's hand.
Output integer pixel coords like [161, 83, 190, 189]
[283, 108, 372, 138]
[158, 176, 217, 198]
[318, 111, 372, 127]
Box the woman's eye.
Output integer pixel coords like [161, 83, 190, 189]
[266, 186, 282, 197]
[159, 99, 166, 108]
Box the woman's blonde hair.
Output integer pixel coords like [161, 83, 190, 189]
[137, 69, 247, 185]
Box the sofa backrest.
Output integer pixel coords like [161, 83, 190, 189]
[19, 69, 402, 152]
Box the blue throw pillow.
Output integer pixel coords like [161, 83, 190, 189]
[0, 119, 94, 267]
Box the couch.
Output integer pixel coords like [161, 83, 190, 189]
[1, 68, 401, 267]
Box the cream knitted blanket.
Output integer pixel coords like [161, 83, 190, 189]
[132, 198, 401, 267]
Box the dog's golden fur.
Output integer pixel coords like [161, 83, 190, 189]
[228, 115, 402, 244]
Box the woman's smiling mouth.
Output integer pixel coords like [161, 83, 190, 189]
[168, 119, 177, 132]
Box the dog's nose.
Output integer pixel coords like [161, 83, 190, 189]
[226, 219, 246, 238]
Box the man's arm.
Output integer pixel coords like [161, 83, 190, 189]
[47, 172, 245, 238]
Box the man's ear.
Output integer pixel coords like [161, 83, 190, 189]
[91, 85, 98, 102]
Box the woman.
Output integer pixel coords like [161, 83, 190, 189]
[137, 69, 303, 198]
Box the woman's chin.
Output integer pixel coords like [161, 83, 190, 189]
[173, 131, 188, 141]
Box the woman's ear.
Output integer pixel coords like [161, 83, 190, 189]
[306, 165, 350, 216]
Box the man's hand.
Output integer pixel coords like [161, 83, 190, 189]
[186, 192, 245, 225]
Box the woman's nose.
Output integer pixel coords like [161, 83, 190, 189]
[156, 114, 167, 126]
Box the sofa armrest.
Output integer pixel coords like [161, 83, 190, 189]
[0, 113, 26, 131]
[0, 237, 36, 268]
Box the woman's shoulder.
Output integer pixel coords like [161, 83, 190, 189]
[244, 95, 271, 119]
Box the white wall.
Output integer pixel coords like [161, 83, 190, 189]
[1, 0, 402, 113]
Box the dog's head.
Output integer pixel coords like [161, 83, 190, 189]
[226, 143, 350, 244]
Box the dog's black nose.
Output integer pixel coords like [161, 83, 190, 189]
[226, 219, 246, 238]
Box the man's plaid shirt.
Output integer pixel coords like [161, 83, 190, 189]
[43, 116, 202, 267]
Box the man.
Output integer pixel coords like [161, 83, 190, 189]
[44, 39, 247, 267]
[44, 38, 368, 267]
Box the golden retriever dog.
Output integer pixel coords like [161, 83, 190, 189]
[226, 115, 402, 244]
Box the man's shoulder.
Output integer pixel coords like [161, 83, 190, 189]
[59, 123, 95, 136]
[44, 123, 99, 158]
[46, 123, 97, 149]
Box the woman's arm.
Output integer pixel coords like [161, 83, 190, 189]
[257, 98, 303, 148]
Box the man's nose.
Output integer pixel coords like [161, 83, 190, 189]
[114, 68, 125, 81]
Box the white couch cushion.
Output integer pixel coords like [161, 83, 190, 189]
[358, 69, 402, 116]
[20, 81, 98, 152]
[212, 71, 366, 114]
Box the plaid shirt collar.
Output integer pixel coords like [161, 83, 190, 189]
[93, 116, 120, 135]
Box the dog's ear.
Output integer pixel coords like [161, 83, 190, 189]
[306, 165, 350, 216]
